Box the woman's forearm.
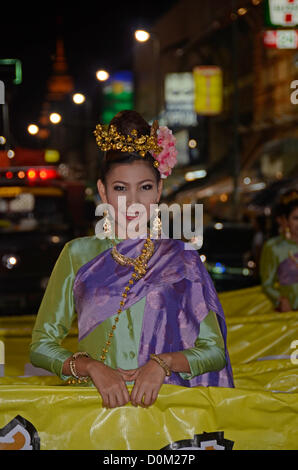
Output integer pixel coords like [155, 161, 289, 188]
[62, 355, 102, 377]
[152, 311, 226, 378]
[155, 352, 191, 374]
[30, 341, 74, 378]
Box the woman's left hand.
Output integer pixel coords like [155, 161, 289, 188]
[278, 296, 292, 312]
[117, 360, 166, 407]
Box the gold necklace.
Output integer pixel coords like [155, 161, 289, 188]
[99, 235, 155, 363]
[111, 238, 155, 278]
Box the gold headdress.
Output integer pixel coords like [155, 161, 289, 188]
[93, 120, 163, 169]
[281, 190, 298, 205]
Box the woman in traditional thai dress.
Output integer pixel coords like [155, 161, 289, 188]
[260, 190, 298, 312]
[30, 110, 234, 409]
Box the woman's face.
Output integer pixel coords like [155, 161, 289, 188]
[286, 206, 298, 240]
[97, 160, 163, 237]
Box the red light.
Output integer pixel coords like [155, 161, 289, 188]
[46, 169, 58, 179]
[39, 169, 48, 179]
[39, 168, 58, 180]
[6, 171, 13, 179]
[27, 169, 37, 180]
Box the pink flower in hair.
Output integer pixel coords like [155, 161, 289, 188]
[150, 126, 178, 179]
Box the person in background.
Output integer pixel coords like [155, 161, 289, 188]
[260, 190, 298, 312]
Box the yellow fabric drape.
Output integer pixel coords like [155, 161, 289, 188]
[0, 382, 297, 450]
[1, 285, 297, 450]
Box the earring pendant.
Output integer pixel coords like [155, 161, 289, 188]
[150, 207, 162, 239]
[103, 210, 113, 237]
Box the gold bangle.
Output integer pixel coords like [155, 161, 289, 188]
[69, 351, 91, 381]
[150, 353, 171, 377]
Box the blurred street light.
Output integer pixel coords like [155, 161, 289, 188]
[185, 169, 207, 181]
[134, 30, 150, 43]
[188, 139, 197, 149]
[96, 70, 109, 82]
[220, 193, 228, 202]
[7, 149, 15, 159]
[27, 124, 39, 135]
[0, 136, 6, 145]
[17, 170, 25, 179]
[73, 93, 86, 104]
[49, 112, 62, 124]
[238, 7, 248, 16]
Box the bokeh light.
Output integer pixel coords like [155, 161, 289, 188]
[27, 124, 39, 135]
[73, 93, 86, 104]
[96, 70, 110, 81]
[135, 30, 150, 42]
[49, 113, 62, 124]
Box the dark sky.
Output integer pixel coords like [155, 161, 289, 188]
[0, 1, 178, 144]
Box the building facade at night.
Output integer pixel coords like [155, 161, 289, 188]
[133, 0, 298, 212]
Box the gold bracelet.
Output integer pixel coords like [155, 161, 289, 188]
[69, 351, 91, 383]
[150, 353, 171, 377]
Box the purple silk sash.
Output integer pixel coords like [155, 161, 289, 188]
[277, 253, 298, 285]
[73, 237, 234, 388]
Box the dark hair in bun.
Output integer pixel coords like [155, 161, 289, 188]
[99, 110, 161, 185]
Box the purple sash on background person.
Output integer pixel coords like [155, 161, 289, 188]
[277, 253, 298, 285]
[73, 237, 234, 388]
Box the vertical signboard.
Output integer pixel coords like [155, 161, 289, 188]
[265, 0, 298, 27]
[164, 73, 197, 127]
[193, 66, 223, 116]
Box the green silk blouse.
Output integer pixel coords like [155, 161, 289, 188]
[260, 235, 298, 310]
[30, 235, 226, 383]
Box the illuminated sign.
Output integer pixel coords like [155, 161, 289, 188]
[266, 0, 298, 27]
[263, 29, 298, 48]
[0, 59, 22, 85]
[193, 66, 223, 116]
[102, 71, 134, 124]
[164, 73, 197, 127]
[0, 187, 63, 197]
[45, 149, 60, 163]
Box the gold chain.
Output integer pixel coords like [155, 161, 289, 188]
[99, 236, 155, 363]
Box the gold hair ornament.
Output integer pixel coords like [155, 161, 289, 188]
[93, 121, 163, 168]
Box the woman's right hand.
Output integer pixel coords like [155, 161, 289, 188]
[86, 360, 130, 408]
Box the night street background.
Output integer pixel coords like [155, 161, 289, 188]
[1, 0, 298, 313]
[0, 1, 178, 147]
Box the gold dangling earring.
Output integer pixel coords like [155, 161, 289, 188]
[103, 210, 113, 237]
[284, 226, 291, 240]
[150, 207, 162, 239]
